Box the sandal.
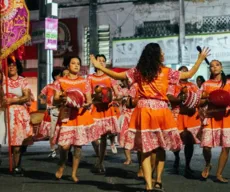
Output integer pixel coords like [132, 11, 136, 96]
[153, 182, 165, 192]
[201, 164, 212, 180]
[13, 167, 24, 177]
[215, 175, 228, 184]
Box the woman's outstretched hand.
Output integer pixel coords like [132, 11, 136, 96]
[198, 47, 211, 61]
[90, 54, 101, 69]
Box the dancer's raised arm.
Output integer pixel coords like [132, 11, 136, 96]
[90, 55, 127, 80]
[91, 47, 211, 81]
[180, 47, 211, 80]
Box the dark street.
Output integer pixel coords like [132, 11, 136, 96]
[0, 142, 229, 192]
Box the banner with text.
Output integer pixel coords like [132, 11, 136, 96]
[24, 18, 78, 59]
[112, 33, 230, 67]
[45, 18, 58, 50]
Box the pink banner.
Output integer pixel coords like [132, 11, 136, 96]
[45, 18, 58, 50]
[0, 0, 31, 60]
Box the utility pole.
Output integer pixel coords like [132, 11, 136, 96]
[89, 0, 98, 56]
[38, 0, 58, 110]
[179, 0, 187, 66]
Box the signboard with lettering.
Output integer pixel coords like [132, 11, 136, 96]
[45, 18, 58, 50]
[25, 18, 78, 59]
[112, 33, 230, 67]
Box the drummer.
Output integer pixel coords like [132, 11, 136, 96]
[199, 60, 230, 183]
[87, 54, 120, 174]
[38, 68, 62, 158]
[52, 56, 100, 182]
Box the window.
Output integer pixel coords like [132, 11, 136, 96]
[84, 27, 90, 65]
[84, 25, 110, 65]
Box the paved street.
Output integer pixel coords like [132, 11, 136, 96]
[0, 142, 229, 192]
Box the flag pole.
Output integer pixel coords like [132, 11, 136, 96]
[0, 0, 31, 172]
[3, 59, 13, 172]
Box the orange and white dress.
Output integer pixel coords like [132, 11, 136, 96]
[39, 83, 59, 137]
[118, 83, 138, 147]
[52, 76, 100, 146]
[112, 80, 121, 119]
[87, 74, 120, 136]
[200, 79, 230, 148]
[124, 67, 183, 153]
[0, 75, 33, 146]
[168, 81, 201, 144]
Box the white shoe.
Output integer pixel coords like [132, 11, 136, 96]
[111, 144, 117, 154]
[48, 150, 56, 158]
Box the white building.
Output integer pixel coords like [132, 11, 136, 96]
[28, 0, 230, 80]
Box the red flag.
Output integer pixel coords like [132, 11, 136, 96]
[0, 0, 31, 172]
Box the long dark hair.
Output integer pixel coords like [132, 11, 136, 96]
[210, 60, 227, 88]
[136, 43, 162, 83]
[63, 56, 82, 68]
[7, 57, 23, 75]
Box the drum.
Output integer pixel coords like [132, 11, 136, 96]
[94, 86, 113, 104]
[182, 89, 202, 109]
[209, 89, 230, 107]
[30, 111, 48, 141]
[125, 96, 138, 109]
[65, 89, 85, 108]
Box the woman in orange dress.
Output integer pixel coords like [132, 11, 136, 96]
[52, 56, 100, 183]
[117, 80, 144, 178]
[167, 66, 201, 177]
[118, 80, 138, 164]
[87, 54, 120, 174]
[90, 43, 210, 191]
[0, 58, 33, 175]
[39, 69, 62, 158]
[200, 60, 230, 183]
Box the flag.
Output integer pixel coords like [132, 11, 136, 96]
[0, 0, 31, 60]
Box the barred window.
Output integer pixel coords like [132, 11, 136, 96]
[84, 25, 110, 65]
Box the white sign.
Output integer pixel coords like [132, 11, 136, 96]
[112, 33, 230, 67]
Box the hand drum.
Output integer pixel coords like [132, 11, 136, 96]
[65, 89, 85, 108]
[209, 89, 230, 107]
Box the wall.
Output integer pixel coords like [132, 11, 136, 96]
[29, 0, 230, 77]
